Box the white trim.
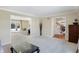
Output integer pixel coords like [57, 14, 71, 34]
[10, 15, 32, 20]
[0, 8, 35, 17]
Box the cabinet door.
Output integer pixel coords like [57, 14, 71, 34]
[77, 26, 79, 36]
[69, 25, 78, 43]
[69, 33, 77, 43]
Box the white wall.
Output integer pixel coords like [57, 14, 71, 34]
[0, 11, 10, 45]
[30, 18, 40, 36]
[42, 18, 52, 37]
[51, 17, 56, 37]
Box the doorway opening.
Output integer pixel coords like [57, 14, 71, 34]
[54, 17, 66, 40]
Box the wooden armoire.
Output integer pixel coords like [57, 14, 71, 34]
[69, 24, 79, 43]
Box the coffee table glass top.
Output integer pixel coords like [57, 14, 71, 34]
[12, 42, 38, 53]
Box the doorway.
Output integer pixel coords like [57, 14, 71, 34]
[54, 17, 66, 39]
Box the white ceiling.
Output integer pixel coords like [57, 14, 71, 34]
[0, 6, 79, 16]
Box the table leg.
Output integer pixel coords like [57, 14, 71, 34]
[37, 47, 40, 53]
[10, 47, 13, 53]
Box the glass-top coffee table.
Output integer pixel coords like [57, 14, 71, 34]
[10, 42, 40, 53]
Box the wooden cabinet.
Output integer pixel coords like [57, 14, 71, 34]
[69, 25, 79, 43]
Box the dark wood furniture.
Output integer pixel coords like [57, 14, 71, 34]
[69, 25, 79, 43]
